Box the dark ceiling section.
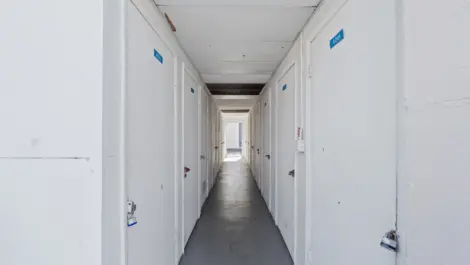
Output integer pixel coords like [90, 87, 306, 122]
[206, 83, 265, 95]
[221, 109, 250, 113]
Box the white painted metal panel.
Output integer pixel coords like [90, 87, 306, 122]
[397, 0, 470, 264]
[0, 159, 100, 265]
[199, 61, 278, 75]
[126, 3, 176, 265]
[277, 65, 296, 257]
[159, 6, 314, 84]
[211, 104, 218, 187]
[255, 101, 262, 184]
[0, 0, 103, 158]
[306, 1, 396, 265]
[160, 7, 314, 42]
[262, 90, 272, 208]
[183, 68, 200, 245]
[399, 101, 470, 265]
[185, 41, 292, 65]
[155, 0, 321, 6]
[199, 88, 210, 204]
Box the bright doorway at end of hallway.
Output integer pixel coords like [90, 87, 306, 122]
[224, 122, 243, 162]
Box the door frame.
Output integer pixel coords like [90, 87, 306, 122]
[303, 1, 349, 263]
[181, 63, 200, 249]
[275, 60, 298, 260]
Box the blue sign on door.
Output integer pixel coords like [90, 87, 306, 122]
[282, 84, 287, 91]
[154, 49, 163, 64]
[330, 29, 345, 49]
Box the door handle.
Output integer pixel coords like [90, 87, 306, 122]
[200, 155, 206, 159]
[265, 154, 271, 160]
[215, 146, 219, 149]
[288, 169, 295, 177]
[184, 167, 191, 178]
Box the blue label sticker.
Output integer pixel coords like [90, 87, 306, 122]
[330, 29, 345, 49]
[191, 88, 195, 93]
[154, 49, 163, 64]
[282, 84, 287, 91]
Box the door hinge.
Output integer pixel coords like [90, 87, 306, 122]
[308, 65, 312, 78]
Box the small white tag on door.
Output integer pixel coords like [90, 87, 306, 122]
[297, 140, 305, 152]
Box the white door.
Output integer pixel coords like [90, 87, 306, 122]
[211, 106, 217, 188]
[199, 88, 209, 205]
[126, 3, 175, 265]
[307, 3, 396, 265]
[251, 113, 256, 173]
[277, 65, 296, 257]
[183, 69, 199, 245]
[262, 92, 271, 208]
[214, 110, 220, 182]
[255, 102, 262, 184]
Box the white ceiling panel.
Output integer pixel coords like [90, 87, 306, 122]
[183, 41, 292, 64]
[198, 61, 277, 75]
[155, 0, 321, 7]
[203, 74, 271, 84]
[213, 96, 258, 109]
[161, 6, 314, 42]
[158, 4, 315, 86]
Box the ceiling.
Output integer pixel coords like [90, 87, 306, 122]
[155, 0, 321, 6]
[206, 83, 264, 95]
[157, 0, 319, 94]
[213, 95, 258, 111]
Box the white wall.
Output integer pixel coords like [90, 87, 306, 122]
[225, 123, 240, 149]
[0, 1, 103, 265]
[397, 0, 470, 264]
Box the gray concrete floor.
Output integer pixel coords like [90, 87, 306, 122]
[179, 160, 293, 265]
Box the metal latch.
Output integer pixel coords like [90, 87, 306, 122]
[288, 169, 295, 178]
[127, 200, 137, 227]
[265, 154, 271, 160]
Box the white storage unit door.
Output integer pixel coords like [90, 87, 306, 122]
[262, 92, 272, 208]
[199, 88, 209, 204]
[307, 2, 396, 265]
[126, 3, 176, 265]
[277, 65, 296, 257]
[183, 68, 199, 245]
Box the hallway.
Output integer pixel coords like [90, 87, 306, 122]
[179, 161, 293, 265]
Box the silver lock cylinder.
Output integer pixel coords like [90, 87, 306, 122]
[128, 200, 137, 216]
